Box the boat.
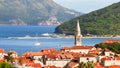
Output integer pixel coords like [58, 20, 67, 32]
[34, 33, 40, 46]
[41, 33, 51, 37]
[34, 41, 40, 46]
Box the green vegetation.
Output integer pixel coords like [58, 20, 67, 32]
[79, 62, 94, 68]
[95, 42, 120, 54]
[55, 2, 120, 35]
[0, 62, 13, 68]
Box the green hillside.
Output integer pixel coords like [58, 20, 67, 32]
[55, 2, 120, 35]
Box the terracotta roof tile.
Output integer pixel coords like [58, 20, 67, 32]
[66, 62, 78, 68]
[26, 63, 41, 68]
[94, 63, 104, 68]
[22, 51, 43, 57]
[101, 57, 120, 61]
[44, 65, 60, 68]
[106, 65, 120, 68]
[81, 54, 95, 57]
[71, 46, 94, 49]
[0, 49, 4, 53]
[104, 40, 120, 44]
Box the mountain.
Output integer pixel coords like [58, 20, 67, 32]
[55, 2, 120, 35]
[0, 0, 81, 26]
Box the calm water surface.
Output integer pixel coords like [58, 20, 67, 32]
[0, 26, 120, 55]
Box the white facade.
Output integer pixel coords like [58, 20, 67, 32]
[46, 60, 70, 68]
[79, 57, 97, 63]
[0, 53, 7, 60]
[102, 59, 120, 66]
[70, 49, 89, 54]
[33, 56, 42, 60]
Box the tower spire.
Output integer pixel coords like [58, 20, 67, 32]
[74, 20, 82, 46]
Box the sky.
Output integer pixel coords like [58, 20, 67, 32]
[53, 0, 120, 13]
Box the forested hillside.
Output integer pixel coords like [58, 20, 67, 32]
[55, 2, 120, 35]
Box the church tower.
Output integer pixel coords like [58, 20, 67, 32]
[74, 20, 82, 46]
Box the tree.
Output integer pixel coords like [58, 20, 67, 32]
[79, 62, 85, 68]
[108, 42, 120, 54]
[0, 62, 13, 68]
[4, 52, 14, 63]
[95, 43, 106, 49]
[85, 62, 94, 68]
[94, 42, 120, 54]
[78, 62, 94, 68]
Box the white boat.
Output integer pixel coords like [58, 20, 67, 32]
[41, 33, 51, 37]
[34, 33, 40, 46]
[34, 41, 40, 46]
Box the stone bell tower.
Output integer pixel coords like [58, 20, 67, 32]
[74, 20, 82, 46]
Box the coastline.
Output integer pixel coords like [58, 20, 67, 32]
[82, 37, 120, 39]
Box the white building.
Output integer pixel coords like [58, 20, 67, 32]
[79, 54, 97, 63]
[101, 57, 120, 66]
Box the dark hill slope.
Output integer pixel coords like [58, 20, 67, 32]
[55, 2, 120, 35]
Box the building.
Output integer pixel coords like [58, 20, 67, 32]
[74, 20, 82, 46]
[101, 57, 120, 66]
[79, 54, 97, 63]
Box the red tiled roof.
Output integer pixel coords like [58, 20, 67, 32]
[46, 53, 58, 59]
[29, 52, 43, 56]
[61, 46, 94, 50]
[89, 49, 101, 54]
[104, 40, 120, 44]
[0, 49, 4, 53]
[106, 65, 120, 68]
[43, 48, 60, 55]
[44, 65, 60, 68]
[101, 57, 120, 61]
[71, 46, 94, 49]
[18, 57, 33, 64]
[61, 47, 70, 50]
[66, 62, 78, 68]
[81, 54, 95, 57]
[22, 51, 43, 57]
[94, 63, 104, 68]
[26, 63, 41, 68]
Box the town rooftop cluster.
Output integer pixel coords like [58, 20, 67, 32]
[0, 20, 120, 68]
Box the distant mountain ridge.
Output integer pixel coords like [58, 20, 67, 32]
[55, 2, 120, 35]
[0, 0, 81, 26]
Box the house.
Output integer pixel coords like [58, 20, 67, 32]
[61, 46, 95, 54]
[98, 49, 115, 63]
[45, 52, 71, 68]
[0, 49, 6, 60]
[22, 51, 44, 67]
[79, 54, 97, 63]
[101, 57, 120, 66]
[9, 49, 18, 58]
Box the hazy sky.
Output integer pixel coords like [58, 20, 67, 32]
[53, 0, 120, 13]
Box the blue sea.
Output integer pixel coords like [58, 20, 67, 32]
[0, 26, 120, 55]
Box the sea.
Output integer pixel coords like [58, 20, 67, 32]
[0, 26, 120, 55]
